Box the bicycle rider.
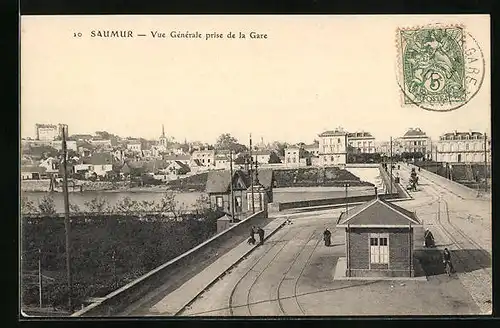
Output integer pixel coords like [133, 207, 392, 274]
[443, 248, 453, 273]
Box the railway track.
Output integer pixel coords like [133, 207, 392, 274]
[274, 231, 322, 315]
[228, 228, 302, 316]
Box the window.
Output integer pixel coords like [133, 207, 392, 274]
[216, 196, 223, 208]
[370, 234, 389, 264]
[465, 144, 469, 151]
[331, 156, 334, 161]
[338, 138, 341, 143]
[235, 196, 242, 211]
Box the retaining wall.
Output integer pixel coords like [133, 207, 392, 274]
[414, 165, 480, 199]
[72, 210, 269, 317]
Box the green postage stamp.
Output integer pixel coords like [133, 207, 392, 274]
[397, 25, 484, 112]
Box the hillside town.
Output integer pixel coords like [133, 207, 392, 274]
[21, 123, 491, 191]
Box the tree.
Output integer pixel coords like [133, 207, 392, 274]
[21, 197, 38, 215]
[157, 191, 186, 219]
[38, 195, 56, 216]
[268, 151, 282, 164]
[271, 141, 289, 157]
[194, 194, 210, 215]
[112, 196, 140, 214]
[215, 133, 247, 153]
[84, 197, 110, 215]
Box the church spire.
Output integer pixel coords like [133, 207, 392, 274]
[162, 124, 165, 138]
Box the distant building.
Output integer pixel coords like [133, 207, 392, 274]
[35, 123, 66, 141]
[303, 141, 320, 156]
[437, 131, 491, 163]
[251, 150, 271, 164]
[318, 128, 348, 166]
[158, 125, 168, 150]
[347, 132, 376, 153]
[75, 153, 114, 177]
[215, 155, 230, 170]
[191, 149, 216, 167]
[127, 142, 142, 153]
[51, 140, 78, 152]
[375, 139, 404, 157]
[400, 128, 431, 159]
[90, 139, 112, 149]
[163, 154, 191, 165]
[284, 146, 301, 167]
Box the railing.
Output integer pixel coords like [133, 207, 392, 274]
[71, 210, 268, 317]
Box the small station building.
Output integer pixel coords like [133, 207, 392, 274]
[337, 196, 422, 278]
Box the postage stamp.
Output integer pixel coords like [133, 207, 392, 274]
[396, 24, 485, 112]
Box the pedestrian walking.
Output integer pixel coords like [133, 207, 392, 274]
[323, 228, 332, 247]
[257, 227, 265, 245]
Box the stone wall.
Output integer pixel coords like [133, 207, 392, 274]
[21, 179, 51, 192]
[72, 210, 270, 317]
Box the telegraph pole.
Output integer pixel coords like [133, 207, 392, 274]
[62, 125, 73, 311]
[484, 133, 488, 192]
[344, 183, 350, 216]
[390, 137, 393, 195]
[229, 150, 235, 222]
[249, 134, 255, 214]
[38, 248, 42, 309]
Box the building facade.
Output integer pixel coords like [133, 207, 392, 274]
[347, 132, 376, 153]
[436, 131, 491, 163]
[127, 142, 142, 153]
[191, 149, 216, 167]
[318, 128, 348, 166]
[400, 128, 431, 158]
[284, 146, 301, 167]
[337, 197, 422, 278]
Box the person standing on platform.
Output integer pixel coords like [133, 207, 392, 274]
[323, 228, 332, 246]
[257, 227, 265, 245]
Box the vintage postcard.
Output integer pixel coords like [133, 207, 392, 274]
[20, 15, 491, 317]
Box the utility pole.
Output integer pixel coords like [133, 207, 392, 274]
[229, 150, 235, 223]
[38, 248, 42, 309]
[344, 183, 350, 216]
[484, 133, 488, 192]
[390, 137, 393, 195]
[62, 125, 72, 311]
[249, 134, 255, 214]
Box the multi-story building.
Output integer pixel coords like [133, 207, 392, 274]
[347, 132, 376, 153]
[303, 141, 320, 156]
[127, 142, 142, 153]
[191, 149, 216, 167]
[318, 128, 348, 166]
[400, 128, 431, 159]
[284, 146, 301, 167]
[436, 131, 491, 163]
[35, 123, 68, 141]
[375, 139, 404, 157]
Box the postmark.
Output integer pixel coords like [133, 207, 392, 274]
[396, 24, 485, 112]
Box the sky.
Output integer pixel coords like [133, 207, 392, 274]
[21, 15, 491, 145]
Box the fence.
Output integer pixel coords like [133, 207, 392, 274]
[71, 210, 268, 317]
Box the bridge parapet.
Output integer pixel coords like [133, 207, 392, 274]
[72, 210, 269, 317]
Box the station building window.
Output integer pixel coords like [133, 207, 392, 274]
[370, 233, 389, 264]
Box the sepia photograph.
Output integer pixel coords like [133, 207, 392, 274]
[20, 15, 491, 317]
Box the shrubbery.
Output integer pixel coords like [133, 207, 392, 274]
[20, 193, 224, 311]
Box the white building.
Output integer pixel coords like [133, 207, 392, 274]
[400, 128, 431, 159]
[127, 142, 142, 152]
[35, 124, 60, 141]
[318, 128, 348, 166]
[437, 131, 491, 163]
[284, 146, 301, 167]
[347, 131, 376, 153]
[251, 150, 271, 164]
[191, 149, 215, 167]
[51, 140, 78, 151]
[303, 142, 320, 156]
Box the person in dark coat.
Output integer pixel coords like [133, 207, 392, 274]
[257, 227, 265, 245]
[248, 226, 256, 245]
[323, 228, 332, 246]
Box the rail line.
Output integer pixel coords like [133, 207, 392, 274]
[274, 230, 321, 315]
[228, 228, 302, 316]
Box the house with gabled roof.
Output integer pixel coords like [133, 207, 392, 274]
[337, 195, 422, 278]
[205, 168, 274, 216]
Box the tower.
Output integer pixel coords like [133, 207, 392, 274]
[159, 124, 167, 148]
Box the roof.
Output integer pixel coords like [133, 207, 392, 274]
[403, 128, 427, 137]
[252, 150, 271, 156]
[163, 154, 191, 161]
[348, 132, 374, 138]
[337, 198, 421, 227]
[319, 130, 347, 137]
[304, 142, 319, 149]
[83, 153, 113, 165]
[36, 124, 57, 128]
[441, 131, 484, 138]
[174, 160, 191, 172]
[205, 169, 274, 194]
[192, 159, 203, 166]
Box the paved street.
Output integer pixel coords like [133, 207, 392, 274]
[179, 189, 488, 316]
